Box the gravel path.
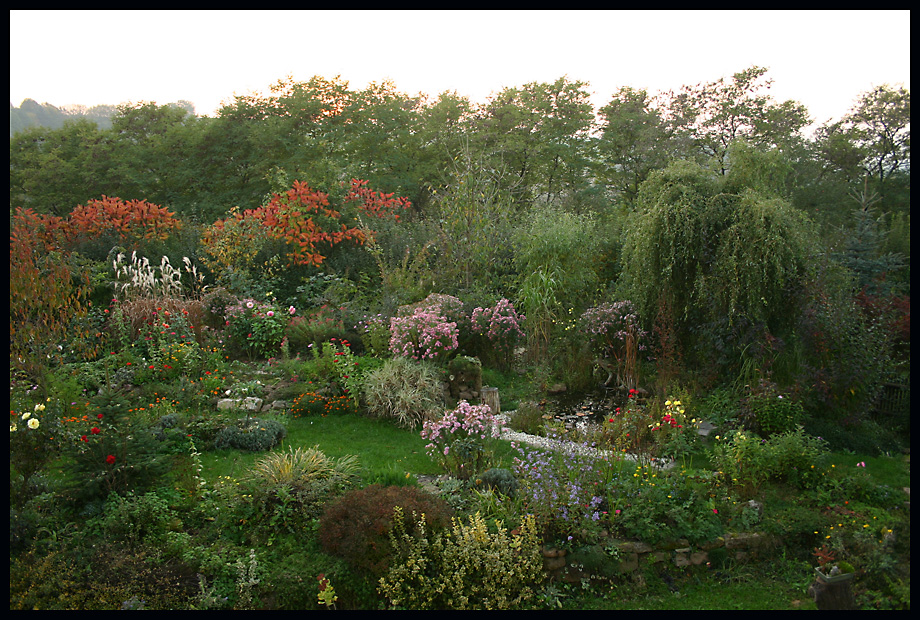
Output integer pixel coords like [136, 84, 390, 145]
[493, 413, 673, 469]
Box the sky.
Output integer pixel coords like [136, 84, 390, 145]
[9, 10, 911, 130]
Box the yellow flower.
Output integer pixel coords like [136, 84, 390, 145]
[22, 412, 31, 420]
[665, 400, 672, 406]
[35, 403, 46, 412]
[28, 418, 40, 429]
[10, 423, 17, 432]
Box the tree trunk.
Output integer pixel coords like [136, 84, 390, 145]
[808, 575, 856, 610]
[481, 387, 500, 416]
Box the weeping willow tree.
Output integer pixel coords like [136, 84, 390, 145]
[617, 156, 818, 378]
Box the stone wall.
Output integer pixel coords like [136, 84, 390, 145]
[542, 532, 778, 582]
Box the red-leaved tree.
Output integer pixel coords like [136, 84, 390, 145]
[205, 179, 410, 267]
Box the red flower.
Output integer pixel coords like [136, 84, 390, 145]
[97, 413, 104, 419]
[81, 435, 88, 442]
[106, 454, 116, 465]
[91, 427, 100, 435]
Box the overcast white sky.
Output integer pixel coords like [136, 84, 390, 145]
[9, 10, 911, 129]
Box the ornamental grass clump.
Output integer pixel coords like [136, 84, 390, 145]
[249, 445, 360, 489]
[363, 357, 445, 428]
[420, 400, 505, 480]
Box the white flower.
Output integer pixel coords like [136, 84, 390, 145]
[35, 403, 46, 412]
[10, 423, 17, 432]
[28, 418, 40, 429]
[21, 412, 31, 420]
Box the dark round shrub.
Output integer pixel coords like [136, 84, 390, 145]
[213, 417, 286, 451]
[477, 467, 518, 497]
[318, 484, 454, 576]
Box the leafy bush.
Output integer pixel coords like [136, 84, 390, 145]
[285, 305, 347, 354]
[740, 381, 804, 436]
[355, 312, 393, 357]
[606, 465, 724, 545]
[100, 490, 177, 547]
[213, 418, 287, 452]
[224, 298, 292, 359]
[362, 357, 445, 428]
[318, 484, 454, 576]
[378, 509, 543, 610]
[696, 385, 741, 426]
[711, 426, 829, 496]
[507, 401, 547, 436]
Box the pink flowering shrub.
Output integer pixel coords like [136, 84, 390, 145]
[420, 400, 505, 479]
[389, 309, 459, 362]
[470, 298, 525, 370]
[579, 300, 647, 390]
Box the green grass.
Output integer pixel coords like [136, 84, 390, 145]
[199, 412, 442, 483]
[827, 452, 910, 488]
[560, 556, 819, 610]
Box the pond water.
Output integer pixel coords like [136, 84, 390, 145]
[542, 386, 631, 428]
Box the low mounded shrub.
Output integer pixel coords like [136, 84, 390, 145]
[318, 484, 454, 576]
[476, 467, 518, 497]
[213, 417, 287, 451]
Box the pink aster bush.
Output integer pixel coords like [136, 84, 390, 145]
[470, 298, 525, 370]
[579, 300, 647, 390]
[420, 400, 505, 479]
[389, 308, 459, 363]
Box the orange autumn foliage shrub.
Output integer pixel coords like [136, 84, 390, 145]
[65, 196, 182, 244]
[202, 179, 410, 268]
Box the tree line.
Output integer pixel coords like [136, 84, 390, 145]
[10, 69, 909, 224]
[9, 67, 910, 422]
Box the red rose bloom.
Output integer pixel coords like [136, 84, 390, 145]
[106, 454, 116, 465]
[91, 427, 100, 435]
